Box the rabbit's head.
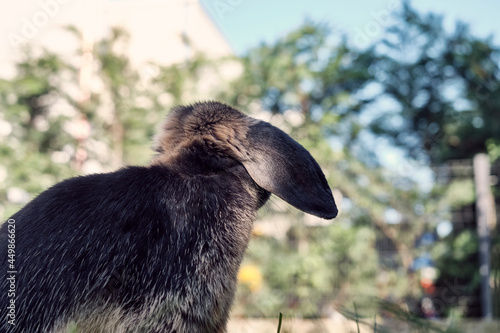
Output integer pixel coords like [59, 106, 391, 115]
[152, 101, 337, 219]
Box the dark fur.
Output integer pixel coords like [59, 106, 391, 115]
[0, 101, 337, 332]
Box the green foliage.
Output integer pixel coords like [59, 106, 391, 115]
[368, 2, 500, 163]
[433, 230, 479, 283]
[487, 138, 500, 163]
[0, 48, 77, 218]
[443, 180, 476, 208]
[430, 229, 500, 318]
[361, 1, 500, 318]
[236, 223, 379, 318]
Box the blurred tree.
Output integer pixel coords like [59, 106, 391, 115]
[0, 28, 220, 217]
[366, 1, 500, 318]
[368, 2, 500, 163]
[235, 224, 379, 318]
[0, 47, 77, 218]
[65, 26, 159, 169]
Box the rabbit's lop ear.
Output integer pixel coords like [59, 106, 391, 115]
[240, 121, 338, 219]
[154, 102, 337, 219]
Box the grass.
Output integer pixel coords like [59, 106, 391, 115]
[276, 312, 283, 333]
[339, 300, 465, 333]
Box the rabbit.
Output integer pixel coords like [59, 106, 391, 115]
[0, 101, 337, 332]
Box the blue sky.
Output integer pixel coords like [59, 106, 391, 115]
[201, 0, 500, 55]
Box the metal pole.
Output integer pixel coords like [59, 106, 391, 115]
[473, 153, 493, 320]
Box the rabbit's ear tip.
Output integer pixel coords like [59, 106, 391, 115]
[321, 204, 339, 219]
[291, 187, 339, 219]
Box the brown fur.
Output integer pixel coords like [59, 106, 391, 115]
[152, 103, 257, 168]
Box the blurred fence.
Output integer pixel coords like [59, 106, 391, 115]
[431, 158, 499, 318]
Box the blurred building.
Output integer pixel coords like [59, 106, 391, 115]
[0, 0, 240, 174]
[0, 0, 233, 78]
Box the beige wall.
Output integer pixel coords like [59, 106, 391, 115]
[0, 0, 233, 78]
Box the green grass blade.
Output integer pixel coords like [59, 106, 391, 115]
[277, 312, 283, 333]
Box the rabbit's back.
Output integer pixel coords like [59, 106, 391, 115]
[0, 164, 259, 332]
